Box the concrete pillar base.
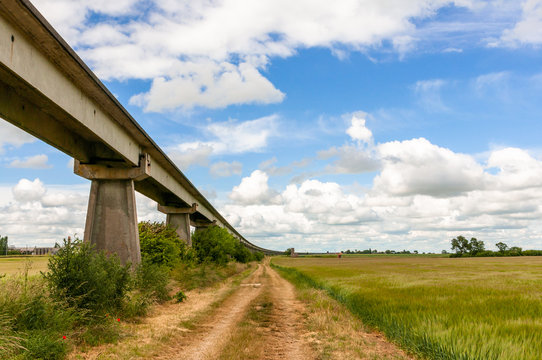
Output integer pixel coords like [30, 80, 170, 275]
[84, 179, 141, 266]
[167, 213, 191, 246]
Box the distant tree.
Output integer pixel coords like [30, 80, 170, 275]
[441, 250, 448, 254]
[509, 246, 523, 256]
[451, 236, 484, 256]
[495, 242, 508, 254]
[469, 238, 485, 256]
[0, 235, 7, 255]
[451, 235, 471, 254]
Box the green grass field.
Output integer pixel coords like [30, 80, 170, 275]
[0, 256, 50, 275]
[273, 255, 542, 360]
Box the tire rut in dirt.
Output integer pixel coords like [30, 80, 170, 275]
[261, 265, 315, 360]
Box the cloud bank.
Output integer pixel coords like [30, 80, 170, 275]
[32, 0, 501, 111]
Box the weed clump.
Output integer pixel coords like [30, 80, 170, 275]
[174, 290, 187, 303]
[44, 238, 131, 315]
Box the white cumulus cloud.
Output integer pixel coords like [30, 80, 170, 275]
[229, 170, 280, 205]
[9, 154, 52, 169]
[130, 61, 285, 112]
[33, 0, 481, 111]
[168, 144, 213, 171]
[374, 138, 485, 197]
[12, 178, 47, 203]
[346, 114, 373, 144]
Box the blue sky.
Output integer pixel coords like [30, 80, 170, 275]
[1, 0, 542, 252]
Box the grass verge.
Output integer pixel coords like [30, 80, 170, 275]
[272, 263, 412, 360]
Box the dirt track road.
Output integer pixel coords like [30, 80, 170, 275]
[72, 262, 411, 360]
[156, 263, 314, 360]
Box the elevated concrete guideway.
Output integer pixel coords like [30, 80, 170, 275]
[0, 0, 281, 263]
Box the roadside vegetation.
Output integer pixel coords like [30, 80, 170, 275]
[0, 223, 263, 360]
[272, 256, 542, 360]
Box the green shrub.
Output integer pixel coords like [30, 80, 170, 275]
[133, 260, 171, 303]
[44, 238, 131, 315]
[233, 242, 253, 263]
[139, 221, 194, 268]
[253, 251, 264, 261]
[192, 226, 238, 265]
[0, 270, 83, 360]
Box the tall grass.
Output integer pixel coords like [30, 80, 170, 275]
[0, 246, 172, 359]
[272, 256, 542, 360]
[0, 270, 81, 360]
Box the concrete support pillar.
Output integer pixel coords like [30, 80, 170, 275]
[157, 203, 198, 246]
[75, 156, 150, 266]
[168, 213, 191, 246]
[84, 179, 140, 265]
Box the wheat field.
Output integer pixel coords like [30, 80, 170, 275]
[273, 255, 542, 360]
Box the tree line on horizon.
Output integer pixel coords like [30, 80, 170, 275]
[315, 235, 542, 257]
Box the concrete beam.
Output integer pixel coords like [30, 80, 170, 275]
[157, 203, 198, 214]
[192, 220, 217, 228]
[74, 155, 151, 181]
[0, 10, 141, 166]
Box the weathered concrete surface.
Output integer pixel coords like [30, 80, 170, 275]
[84, 179, 141, 266]
[167, 213, 191, 246]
